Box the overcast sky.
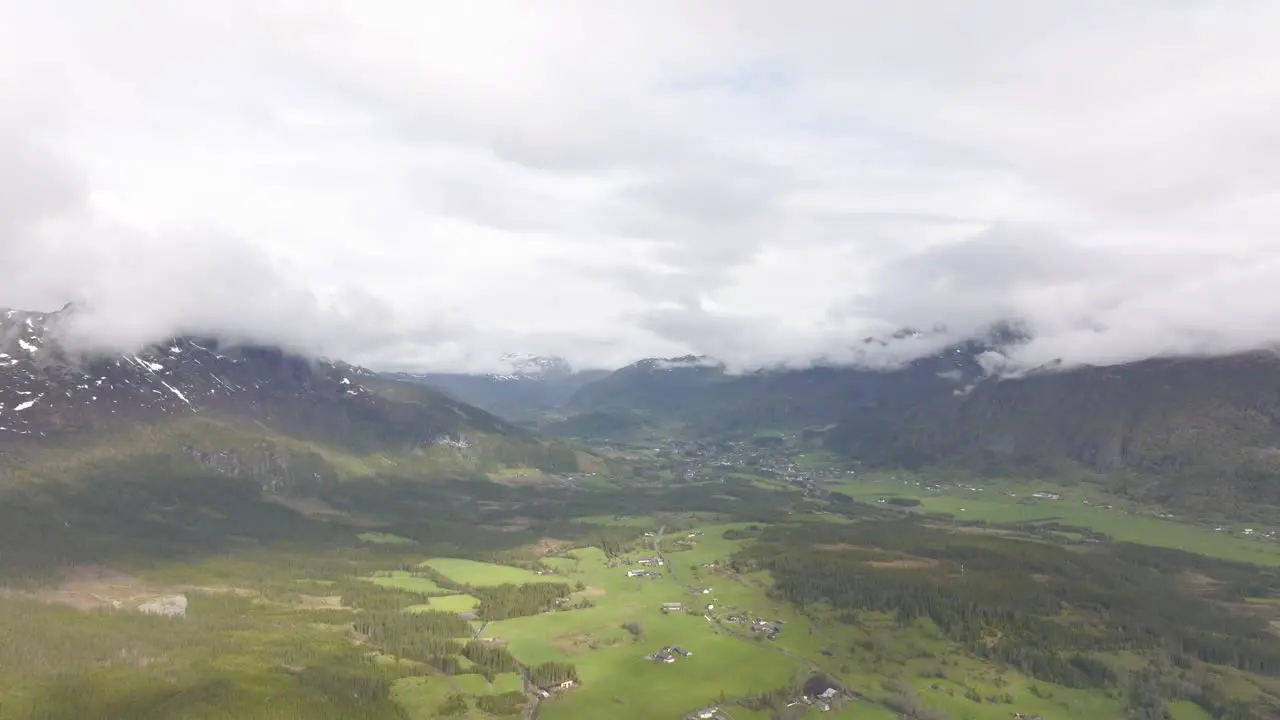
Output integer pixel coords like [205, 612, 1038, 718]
[2, 1, 1279, 372]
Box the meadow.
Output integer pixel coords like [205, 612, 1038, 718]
[420, 558, 547, 586]
[485, 534, 813, 720]
[364, 570, 450, 594]
[458, 517, 1142, 720]
[407, 594, 481, 613]
[829, 475, 1280, 565]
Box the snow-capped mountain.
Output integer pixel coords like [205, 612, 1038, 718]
[0, 306, 518, 450]
[489, 353, 576, 381]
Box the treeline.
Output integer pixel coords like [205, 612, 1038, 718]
[476, 692, 527, 715]
[353, 611, 472, 670]
[597, 529, 643, 558]
[462, 641, 522, 674]
[473, 582, 572, 621]
[734, 519, 1280, 714]
[530, 661, 578, 687]
[337, 579, 431, 612]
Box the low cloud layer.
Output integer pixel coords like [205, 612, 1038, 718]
[2, 1, 1279, 373]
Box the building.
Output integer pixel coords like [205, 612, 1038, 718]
[662, 602, 684, 613]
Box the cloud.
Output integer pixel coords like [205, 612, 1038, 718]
[2, 0, 1280, 373]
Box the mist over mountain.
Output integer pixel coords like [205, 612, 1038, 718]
[555, 333, 1280, 510]
[0, 304, 579, 479]
[6, 3, 1280, 375]
[391, 354, 609, 423]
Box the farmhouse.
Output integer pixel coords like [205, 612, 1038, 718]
[637, 556, 664, 566]
[751, 619, 782, 638]
[802, 675, 843, 705]
[661, 602, 684, 613]
[648, 645, 693, 664]
[626, 569, 661, 578]
[1032, 492, 1063, 500]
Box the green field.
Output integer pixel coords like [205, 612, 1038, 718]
[392, 675, 509, 720]
[358, 532, 417, 545]
[572, 514, 656, 527]
[363, 571, 449, 594]
[420, 558, 547, 586]
[452, 672, 524, 695]
[407, 594, 481, 613]
[831, 477, 1280, 565]
[392, 676, 458, 719]
[471, 521, 1130, 720]
[477, 532, 815, 720]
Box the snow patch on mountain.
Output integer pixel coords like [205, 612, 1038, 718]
[0, 305, 382, 437]
[644, 355, 724, 372]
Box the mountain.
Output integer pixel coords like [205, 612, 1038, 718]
[559, 336, 1280, 508]
[0, 306, 580, 485]
[392, 354, 610, 423]
[559, 344, 991, 439]
[825, 352, 1280, 506]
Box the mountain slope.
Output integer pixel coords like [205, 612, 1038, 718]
[560, 338, 1280, 507]
[825, 352, 1280, 504]
[393, 354, 609, 422]
[560, 348, 988, 438]
[0, 307, 578, 481]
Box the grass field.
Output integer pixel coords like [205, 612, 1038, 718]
[652, 522, 1133, 720]
[420, 558, 547, 586]
[830, 477, 1280, 566]
[392, 675, 506, 720]
[572, 514, 657, 527]
[363, 571, 449, 594]
[357, 532, 416, 545]
[407, 594, 481, 613]
[452, 672, 523, 695]
[466, 520, 1125, 720]
[479, 532, 812, 720]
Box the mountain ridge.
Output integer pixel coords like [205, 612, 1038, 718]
[0, 306, 579, 480]
[558, 339, 1280, 508]
[392, 354, 610, 423]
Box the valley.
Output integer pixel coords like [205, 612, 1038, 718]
[5, 312, 1280, 719]
[3, 428, 1280, 719]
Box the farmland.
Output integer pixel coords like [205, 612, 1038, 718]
[6, 432, 1280, 720]
[364, 570, 450, 594]
[828, 474, 1280, 566]
[407, 594, 481, 613]
[421, 558, 547, 586]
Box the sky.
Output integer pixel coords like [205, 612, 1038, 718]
[2, 1, 1279, 373]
